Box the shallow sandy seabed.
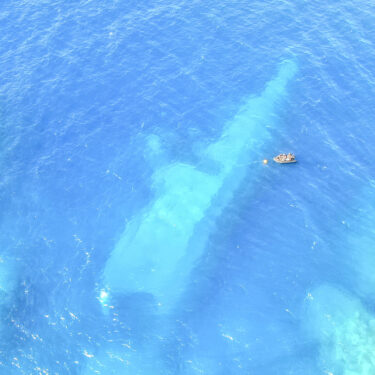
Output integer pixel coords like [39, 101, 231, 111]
[304, 284, 375, 375]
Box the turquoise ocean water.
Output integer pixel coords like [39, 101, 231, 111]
[1, 0, 375, 374]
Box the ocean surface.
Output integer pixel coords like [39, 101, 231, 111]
[0, 0, 375, 374]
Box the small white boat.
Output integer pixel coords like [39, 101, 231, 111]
[273, 153, 297, 164]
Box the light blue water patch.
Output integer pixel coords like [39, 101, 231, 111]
[302, 284, 375, 375]
[101, 59, 298, 310]
[296, 179, 375, 374]
[0, 257, 16, 318]
[342, 183, 375, 302]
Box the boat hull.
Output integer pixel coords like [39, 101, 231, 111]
[273, 157, 297, 163]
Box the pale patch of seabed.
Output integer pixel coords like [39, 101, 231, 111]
[344, 186, 375, 302]
[300, 180, 375, 375]
[0, 256, 17, 355]
[303, 284, 375, 375]
[0, 256, 16, 307]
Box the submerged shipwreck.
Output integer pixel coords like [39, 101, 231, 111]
[87, 59, 299, 375]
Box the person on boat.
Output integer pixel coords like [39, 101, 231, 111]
[274, 152, 296, 163]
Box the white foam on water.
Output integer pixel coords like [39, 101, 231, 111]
[81, 345, 166, 375]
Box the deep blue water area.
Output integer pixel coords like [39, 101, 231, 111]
[1, 0, 375, 374]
